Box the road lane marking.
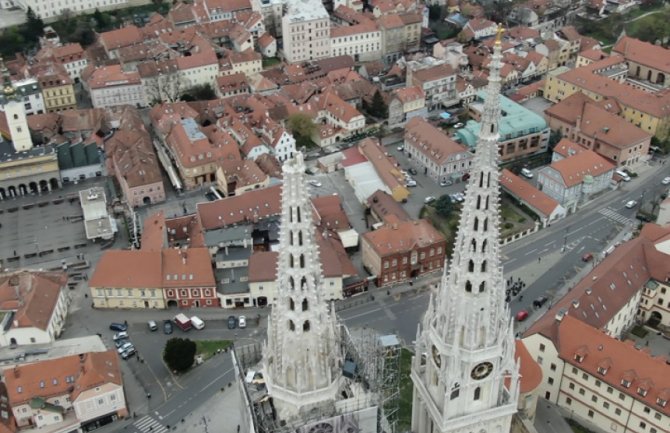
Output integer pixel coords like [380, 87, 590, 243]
[524, 248, 538, 255]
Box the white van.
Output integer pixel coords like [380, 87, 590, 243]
[190, 316, 205, 330]
[615, 170, 630, 182]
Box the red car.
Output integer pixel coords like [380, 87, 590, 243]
[515, 310, 529, 322]
[582, 252, 594, 262]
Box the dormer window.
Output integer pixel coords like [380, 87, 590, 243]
[574, 354, 584, 363]
[597, 366, 608, 375]
[621, 379, 631, 388]
[637, 387, 648, 397]
[657, 398, 667, 407]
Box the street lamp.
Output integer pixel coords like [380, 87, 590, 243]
[561, 226, 570, 253]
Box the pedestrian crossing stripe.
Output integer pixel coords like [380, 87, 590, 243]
[598, 208, 634, 226]
[133, 416, 168, 433]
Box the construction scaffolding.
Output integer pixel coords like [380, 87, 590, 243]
[341, 328, 401, 433]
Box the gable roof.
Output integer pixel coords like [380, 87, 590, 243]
[90, 250, 162, 289]
[612, 36, 670, 74]
[500, 169, 560, 218]
[197, 185, 282, 230]
[555, 316, 670, 416]
[361, 219, 445, 256]
[548, 148, 615, 188]
[0, 271, 67, 331]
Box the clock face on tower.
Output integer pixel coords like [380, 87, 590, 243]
[471, 362, 493, 380]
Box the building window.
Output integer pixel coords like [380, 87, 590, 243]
[603, 402, 609, 409]
[550, 363, 556, 371]
[548, 377, 554, 385]
[569, 383, 575, 390]
[587, 410, 594, 418]
[615, 408, 622, 416]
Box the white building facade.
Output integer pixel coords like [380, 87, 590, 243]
[0, 0, 147, 21]
[330, 25, 382, 62]
[411, 30, 520, 433]
[281, 0, 331, 64]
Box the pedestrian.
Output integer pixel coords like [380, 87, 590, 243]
[538, 257, 541, 263]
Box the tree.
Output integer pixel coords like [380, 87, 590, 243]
[287, 113, 317, 149]
[145, 70, 184, 104]
[368, 90, 388, 119]
[428, 5, 442, 21]
[163, 338, 196, 372]
[434, 194, 454, 218]
[22, 7, 45, 45]
[181, 83, 216, 101]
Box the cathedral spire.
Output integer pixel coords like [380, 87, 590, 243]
[263, 152, 342, 420]
[411, 24, 519, 433]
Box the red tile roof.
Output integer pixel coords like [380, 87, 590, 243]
[555, 316, 670, 416]
[248, 251, 278, 283]
[90, 250, 162, 289]
[515, 340, 543, 394]
[549, 148, 615, 188]
[161, 248, 215, 288]
[0, 271, 67, 331]
[196, 185, 282, 230]
[500, 169, 560, 218]
[362, 219, 445, 256]
[405, 117, 470, 165]
[99, 25, 144, 51]
[612, 36, 670, 74]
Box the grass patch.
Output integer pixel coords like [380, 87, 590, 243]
[420, 203, 460, 258]
[262, 57, 282, 68]
[630, 325, 649, 338]
[429, 21, 459, 40]
[398, 348, 413, 432]
[195, 340, 233, 361]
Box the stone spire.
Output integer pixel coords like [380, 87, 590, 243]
[263, 152, 342, 420]
[411, 24, 519, 433]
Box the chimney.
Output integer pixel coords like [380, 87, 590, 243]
[13, 367, 19, 378]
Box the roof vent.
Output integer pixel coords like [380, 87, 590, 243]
[585, 288, 592, 295]
[572, 299, 580, 309]
[555, 309, 567, 322]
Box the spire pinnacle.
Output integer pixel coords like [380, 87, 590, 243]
[494, 24, 505, 46]
[1, 57, 16, 99]
[263, 152, 342, 418]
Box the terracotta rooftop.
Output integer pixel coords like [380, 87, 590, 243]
[548, 148, 615, 188]
[358, 137, 406, 192]
[165, 214, 206, 248]
[311, 194, 352, 232]
[4, 350, 123, 406]
[515, 340, 543, 394]
[197, 185, 282, 230]
[362, 219, 445, 256]
[218, 159, 268, 188]
[405, 117, 470, 165]
[555, 316, 670, 416]
[612, 36, 670, 75]
[412, 63, 456, 84]
[500, 169, 560, 218]
[90, 250, 162, 289]
[552, 138, 588, 159]
[0, 271, 67, 331]
[99, 25, 144, 51]
[247, 251, 278, 283]
[162, 248, 215, 288]
[367, 189, 411, 224]
[392, 86, 425, 104]
[141, 211, 167, 252]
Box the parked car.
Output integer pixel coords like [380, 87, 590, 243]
[520, 168, 533, 179]
[533, 296, 549, 308]
[453, 192, 465, 202]
[117, 342, 133, 354]
[424, 196, 436, 204]
[408, 168, 418, 175]
[405, 180, 417, 187]
[440, 179, 453, 187]
[397, 145, 404, 151]
[625, 200, 637, 209]
[114, 339, 129, 349]
[515, 310, 529, 322]
[308, 180, 322, 187]
[147, 320, 158, 332]
[163, 320, 173, 335]
[453, 122, 464, 129]
[662, 176, 670, 185]
[581, 252, 594, 262]
[239, 315, 247, 329]
[109, 323, 127, 332]
[227, 315, 238, 330]
[113, 331, 128, 341]
[121, 347, 136, 360]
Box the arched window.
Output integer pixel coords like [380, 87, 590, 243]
[289, 276, 295, 290]
[296, 206, 301, 223]
[471, 239, 477, 252]
[474, 217, 479, 231]
[483, 218, 488, 232]
[482, 240, 488, 253]
[303, 320, 310, 332]
[479, 172, 484, 188]
[288, 320, 295, 331]
[450, 388, 459, 400]
[487, 173, 491, 188]
[300, 276, 307, 290]
[474, 387, 481, 400]
[290, 254, 294, 267]
[465, 281, 472, 293]
[476, 195, 481, 210]
[481, 260, 487, 272]
[298, 231, 303, 246]
[468, 260, 475, 272]
[300, 254, 305, 268]
[485, 196, 489, 210]
[302, 298, 308, 311]
[479, 281, 486, 293]
[289, 298, 295, 310]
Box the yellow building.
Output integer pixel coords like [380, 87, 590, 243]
[32, 62, 76, 112]
[543, 56, 670, 139]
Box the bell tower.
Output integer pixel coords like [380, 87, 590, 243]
[0, 57, 32, 153]
[410, 25, 520, 433]
[263, 152, 342, 420]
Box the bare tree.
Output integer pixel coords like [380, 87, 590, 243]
[144, 69, 184, 104]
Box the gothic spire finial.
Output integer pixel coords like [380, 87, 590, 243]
[495, 24, 505, 46]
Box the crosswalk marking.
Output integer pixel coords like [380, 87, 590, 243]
[598, 208, 634, 226]
[133, 416, 168, 433]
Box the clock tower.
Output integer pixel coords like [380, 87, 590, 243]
[410, 25, 520, 433]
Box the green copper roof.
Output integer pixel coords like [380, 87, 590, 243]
[456, 91, 548, 148]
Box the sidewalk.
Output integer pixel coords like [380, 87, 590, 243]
[171, 387, 242, 433]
